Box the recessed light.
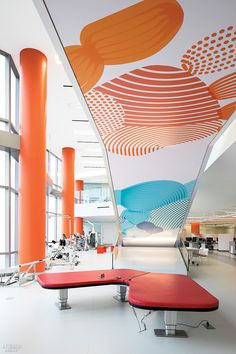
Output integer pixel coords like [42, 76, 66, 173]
[84, 166, 105, 169]
[81, 155, 103, 158]
[72, 119, 89, 122]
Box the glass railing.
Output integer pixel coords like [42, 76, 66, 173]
[80, 188, 111, 204]
[47, 185, 111, 203]
[177, 236, 189, 271]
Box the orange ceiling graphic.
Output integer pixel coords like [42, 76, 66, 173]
[40, 0, 236, 242]
[65, 0, 184, 93]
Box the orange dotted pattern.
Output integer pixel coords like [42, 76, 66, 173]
[86, 90, 125, 137]
[181, 26, 236, 75]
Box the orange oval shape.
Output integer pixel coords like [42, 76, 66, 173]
[65, 0, 184, 92]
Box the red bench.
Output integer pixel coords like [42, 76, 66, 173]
[37, 269, 218, 337]
[37, 269, 146, 289]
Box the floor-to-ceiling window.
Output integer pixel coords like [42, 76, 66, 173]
[0, 50, 19, 267]
[46, 150, 62, 242]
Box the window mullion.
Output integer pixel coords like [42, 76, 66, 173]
[8, 152, 11, 266]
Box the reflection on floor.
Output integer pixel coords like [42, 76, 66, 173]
[210, 251, 236, 265]
[0, 251, 236, 354]
[114, 247, 187, 274]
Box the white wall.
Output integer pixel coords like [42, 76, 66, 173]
[190, 139, 236, 216]
[205, 114, 236, 170]
[100, 222, 117, 245]
[218, 234, 234, 251]
[75, 202, 115, 218]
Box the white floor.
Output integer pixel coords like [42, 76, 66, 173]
[0, 250, 236, 354]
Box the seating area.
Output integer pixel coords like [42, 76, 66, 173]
[1, 0, 236, 351]
[37, 268, 219, 337]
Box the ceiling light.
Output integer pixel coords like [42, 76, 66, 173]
[72, 119, 89, 122]
[81, 155, 103, 158]
[83, 166, 106, 169]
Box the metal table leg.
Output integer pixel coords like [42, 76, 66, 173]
[114, 285, 127, 302]
[56, 288, 71, 310]
[154, 311, 188, 338]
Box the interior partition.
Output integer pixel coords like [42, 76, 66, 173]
[36, 0, 236, 252]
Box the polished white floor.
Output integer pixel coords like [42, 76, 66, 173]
[0, 250, 236, 354]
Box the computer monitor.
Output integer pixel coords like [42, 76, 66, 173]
[192, 237, 198, 242]
[186, 237, 192, 242]
[198, 238, 204, 242]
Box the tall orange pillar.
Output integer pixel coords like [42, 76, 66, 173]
[191, 222, 200, 235]
[74, 180, 84, 234]
[19, 49, 47, 271]
[62, 147, 75, 236]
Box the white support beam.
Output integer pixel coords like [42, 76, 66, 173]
[0, 130, 20, 150]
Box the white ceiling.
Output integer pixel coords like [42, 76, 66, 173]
[189, 138, 236, 221]
[0, 0, 108, 183]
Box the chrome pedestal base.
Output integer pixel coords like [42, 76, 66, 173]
[154, 329, 188, 338]
[114, 285, 127, 302]
[154, 311, 188, 338]
[56, 288, 71, 310]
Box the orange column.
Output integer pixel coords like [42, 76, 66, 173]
[74, 180, 84, 234]
[191, 222, 200, 235]
[62, 147, 75, 237]
[19, 49, 47, 271]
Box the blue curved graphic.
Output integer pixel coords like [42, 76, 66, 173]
[115, 180, 187, 212]
[116, 179, 196, 234]
[121, 209, 150, 225]
[137, 222, 163, 234]
[185, 180, 196, 198]
[148, 199, 190, 230]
